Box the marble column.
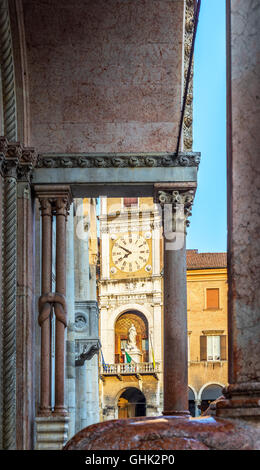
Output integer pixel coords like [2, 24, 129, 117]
[216, 0, 260, 419]
[155, 185, 195, 416]
[74, 199, 100, 432]
[38, 197, 53, 416]
[65, 205, 76, 439]
[35, 185, 72, 449]
[0, 140, 21, 449]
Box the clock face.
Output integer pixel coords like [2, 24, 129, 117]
[112, 234, 150, 273]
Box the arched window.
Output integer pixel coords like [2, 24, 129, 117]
[115, 311, 149, 363]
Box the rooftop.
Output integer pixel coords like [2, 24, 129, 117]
[187, 250, 227, 270]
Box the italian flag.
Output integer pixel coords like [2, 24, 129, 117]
[125, 350, 133, 364]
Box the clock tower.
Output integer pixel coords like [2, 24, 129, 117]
[98, 196, 163, 420]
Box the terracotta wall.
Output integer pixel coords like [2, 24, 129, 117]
[22, 0, 184, 153]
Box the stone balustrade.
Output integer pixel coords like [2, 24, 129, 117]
[100, 362, 160, 375]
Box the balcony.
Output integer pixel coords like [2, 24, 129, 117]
[100, 362, 160, 381]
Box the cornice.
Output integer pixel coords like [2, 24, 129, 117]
[187, 268, 227, 281]
[36, 152, 201, 169]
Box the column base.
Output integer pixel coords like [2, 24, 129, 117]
[215, 382, 260, 419]
[35, 415, 69, 450]
[163, 410, 190, 417]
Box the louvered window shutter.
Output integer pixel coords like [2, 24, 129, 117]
[206, 288, 219, 309]
[200, 336, 207, 361]
[220, 335, 227, 360]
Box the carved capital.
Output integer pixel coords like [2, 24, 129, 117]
[38, 198, 53, 217]
[0, 138, 37, 180]
[1, 142, 22, 178]
[34, 185, 72, 218]
[17, 147, 38, 182]
[155, 187, 195, 232]
[52, 197, 71, 218]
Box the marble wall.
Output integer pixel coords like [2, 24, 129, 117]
[22, 0, 184, 153]
[227, 0, 260, 385]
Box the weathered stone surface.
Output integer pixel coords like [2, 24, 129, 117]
[22, 0, 184, 153]
[227, 0, 260, 386]
[63, 415, 260, 450]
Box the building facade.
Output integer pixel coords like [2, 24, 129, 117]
[98, 196, 163, 420]
[0, 0, 259, 451]
[98, 197, 228, 420]
[187, 250, 228, 416]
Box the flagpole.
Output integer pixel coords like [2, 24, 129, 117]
[149, 331, 156, 370]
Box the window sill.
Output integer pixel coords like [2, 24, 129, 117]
[203, 308, 223, 312]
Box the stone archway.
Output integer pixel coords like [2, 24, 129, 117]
[117, 387, 146, 419]
[115, 311, 149, 364]
[200, 384, 223, 415]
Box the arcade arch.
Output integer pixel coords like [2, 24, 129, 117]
[117, 387, 146, 419]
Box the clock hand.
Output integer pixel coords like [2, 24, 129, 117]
[118, 245, 132, 254]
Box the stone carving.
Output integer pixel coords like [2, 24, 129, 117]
[75, 340, 101, 366]
[75, 313, 88, 331]
[36, 152, 201, 169]
[38, 292, 68, 328]
[0, 140, 38, 181]
[183, 0, 195, 151]
[0, 0, 17, 142]
[157, 189, 195, 230]
[3, 173, 17, 450]
[127, 324, 137, 350]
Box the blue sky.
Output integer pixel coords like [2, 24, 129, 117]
[186, 0, 227, 253]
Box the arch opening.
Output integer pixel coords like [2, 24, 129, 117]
[117, 387, 146, 419]
[200, 384, 223, 414]
[115, 310, 149, 363]
[188, 387, 196, 417]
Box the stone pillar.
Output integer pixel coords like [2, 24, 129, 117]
[74, 199, 100, 432]
[38, 197, 53, 416]
[195, 399, 201, 417]
[155, 184, 195, 416]
[216, 0, 260, 420]
[0, 139, 37, 449]
[65, 206, 76, 439]
[53, 197, 69, 415]
[34, 185, 72, 449]
[0, 140, 20, 449]
[16, 147, 37, 450]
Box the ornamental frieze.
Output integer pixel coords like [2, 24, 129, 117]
[36, 152, 200, 169]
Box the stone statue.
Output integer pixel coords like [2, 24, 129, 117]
[127, 323, 137, 350]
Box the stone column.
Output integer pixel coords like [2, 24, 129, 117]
[35, 185, 72, 449]
[216, 0, 260, 420]
[0, 139, 37, 449]
[38, 197, 53, 416]
[65, 206, 76, 439]
[155, 184, 195, 416]
[0, 140, 21, 449]
[16, 147, 37, 450]
[53, 196, 70, 416]
[195, 399, 201, 417]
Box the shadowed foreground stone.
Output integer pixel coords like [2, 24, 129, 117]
[63, 415, 260, 450]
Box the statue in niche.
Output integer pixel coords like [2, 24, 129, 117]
[127, 323, 137, 350]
